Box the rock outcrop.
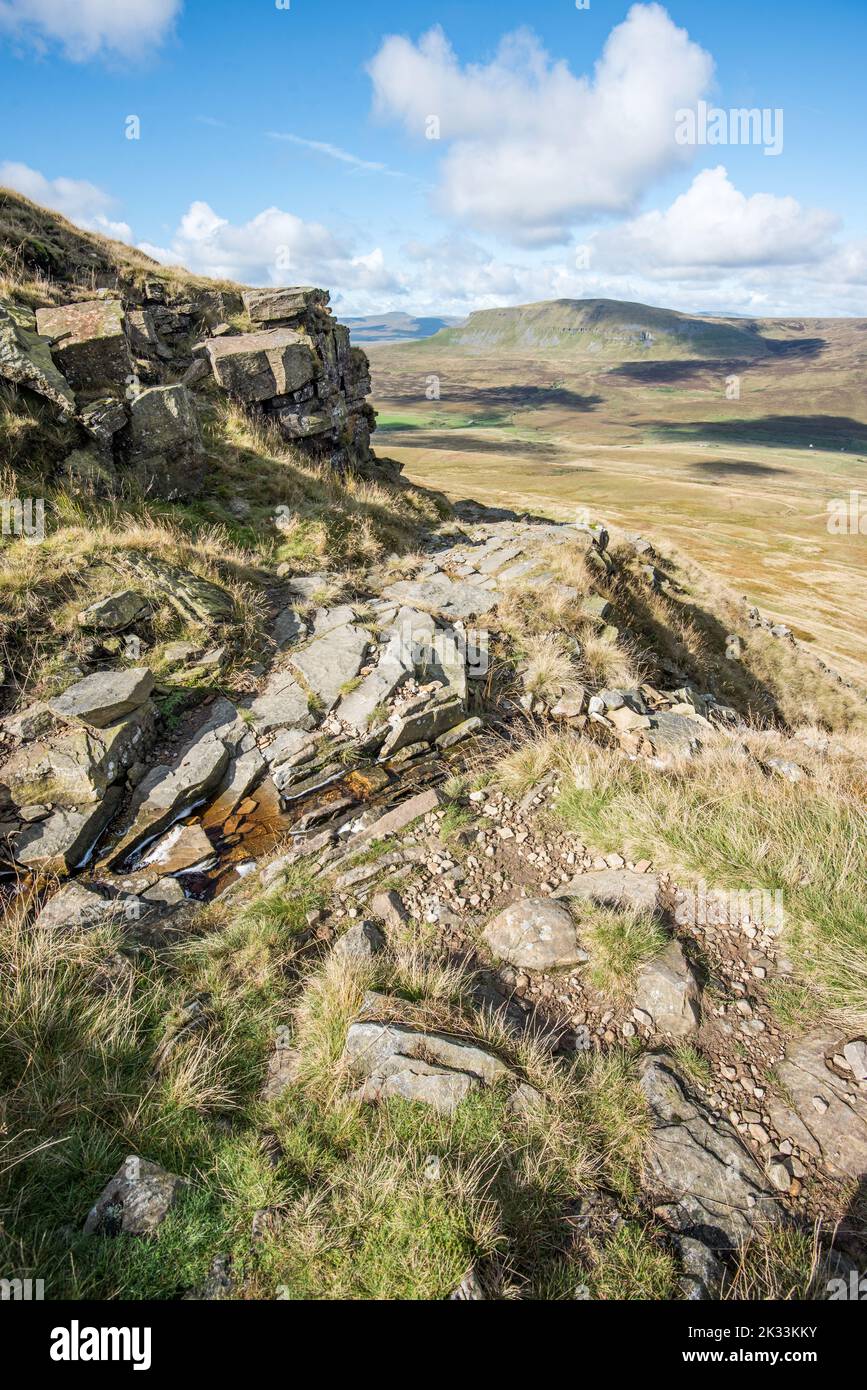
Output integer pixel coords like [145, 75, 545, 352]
[0, 279, 388, 500]
[634, 940, 702, 1038]
[48, 668, 155, 728]
[483, 898, 586, 971]
[36, 299, 133, 393]
[0, 300, 75, 413]
[204, 286, 377, 473]
[764, 1028, 867, 1179]
[640, 1055, 778, 1251]
[341, 997, 528, 1114]
[83, 1156, 186, 1237]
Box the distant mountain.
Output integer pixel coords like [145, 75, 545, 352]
[410, 297, 815, 362]
[345, 311, 465, 344]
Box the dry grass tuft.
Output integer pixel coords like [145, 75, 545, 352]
[521, 632, 583, 703]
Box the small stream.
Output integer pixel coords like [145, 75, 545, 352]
[107, 746, 457, 903]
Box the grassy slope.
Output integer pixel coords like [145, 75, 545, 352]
[0, 186, 238, 304]
[496, 727, 867, 1021]
[0, 853, 685, 1300]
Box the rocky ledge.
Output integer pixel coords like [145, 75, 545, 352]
[0, 280, 388, 499]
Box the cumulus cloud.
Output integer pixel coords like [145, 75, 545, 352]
[386, 239, 867, 320]
[138, 200, 405, 311]
[598, 167, 839, 274]
[135, 184, 867, 319]
[0, 160, 132, 239]
[368, 4, 713, 244]
[0, 0, 181, 60]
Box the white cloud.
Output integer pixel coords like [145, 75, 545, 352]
[0, 160, 132, 239]
[368, 4, 713, 244]
[598, 167, 839, 274]
[0, 0, 181, 60]
[136, 186, 867, 320]
[138, 200, 405, 311]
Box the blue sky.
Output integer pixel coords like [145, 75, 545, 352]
[2, 0, 866, 316]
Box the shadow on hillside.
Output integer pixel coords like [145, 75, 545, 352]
[444, 385, 603, 412]
[616, 576, 786, 724]
[609, 359, 754, 384]
[397, 431, 565, 459]
[374, 384, 604, 412]
[648, 415, 867, 453]
[690, 458, 794, 478]
[762, 335, 827, 359]
[610, 335, 826, 386]
[449, 498, 783, 724]
[451, 499, 566, 526]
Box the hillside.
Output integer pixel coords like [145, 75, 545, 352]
[408, 297, 841, 362]
[1, 191, 866, 1305]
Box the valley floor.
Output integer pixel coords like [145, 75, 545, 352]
[367, 341, 867, 686]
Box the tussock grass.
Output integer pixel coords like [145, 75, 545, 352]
[264, 941, 660, 1298]
[543, 541, 595, 596]
[583, 1220, 677, 1301]
[0, 868, 322, 1297]
[438, 802, 475, 839]
[498, 568, 642, 698]
[579, 905, 667, 1001]
[522, 728, 867, 1014]
[725, 1224, 826, 1301]
[671, 1043, 713, 1090]
[521, 632, 582, 703]
[0, 505, 267, 699]
[577, 621, 644, 688]
[212, 402, 445, 574]
[495, 728, 580, 798]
